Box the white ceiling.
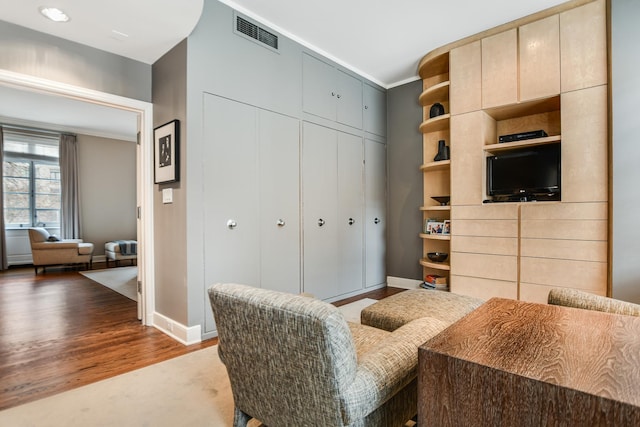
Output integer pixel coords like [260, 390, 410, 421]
[0, 0, 571, 139]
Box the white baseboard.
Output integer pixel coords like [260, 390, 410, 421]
[387, 276, 422, 290]
[153, 312, 202, 345]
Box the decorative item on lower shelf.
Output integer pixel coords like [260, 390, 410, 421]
[434, 139, 450, 161]
[421, 281, 449, 291]
[427, 252, 448, 263]
[431, 196, 450, 206]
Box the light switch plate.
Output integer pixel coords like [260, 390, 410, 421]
[162, 188, 173, 204]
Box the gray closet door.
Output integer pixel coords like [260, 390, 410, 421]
[365, 139, 387, 288]
[302, 122, 339, 300]
[337, 131, 364, 294]
[203, 94, 259, 332]
[336, 70, 363, 129]
[302, 53, 336, 122]
[259, 109, 301, 294]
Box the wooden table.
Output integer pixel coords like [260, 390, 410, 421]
[418, 297, 640, 426]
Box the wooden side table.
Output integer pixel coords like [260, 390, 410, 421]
[418, 298, 640, 426]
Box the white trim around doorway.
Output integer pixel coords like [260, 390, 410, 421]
[0, 69, 155, 326]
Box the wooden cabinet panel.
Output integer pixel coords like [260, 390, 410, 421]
[519, 15, 560, 101]
[452, 252, 518, 282]
[454, 219, 518, 238]
[560, 0, 607, 92]
[450, 41, 481, 115]
[520, 201, 607, 220]
[520, 257, 607, 292]
[521, 219, 607, 241]
[482, 29, 518, 109]
[451, 112, 484, 205]
[452, 203, 519, 220]
[451, 275, 517, 301]
[521, 239, 606, 262]
[452, 236, 517, 256]
[561, 85, 608, 203]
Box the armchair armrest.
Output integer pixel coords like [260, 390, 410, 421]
[30, 241, 82, 250]
[548, 288, 640, 317]
[341, 316, 448, 422]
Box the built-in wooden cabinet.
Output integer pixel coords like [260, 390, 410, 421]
[519, 15, 560, 102]
[418, 52, 452, 282]
[418, 0, 608, 302]
[481, 29, 518, 109]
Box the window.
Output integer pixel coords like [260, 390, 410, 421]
[3, 129, 61, 228]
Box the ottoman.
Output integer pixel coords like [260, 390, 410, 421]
[361, 289, 484, 332]
[105, 240, 137, 267]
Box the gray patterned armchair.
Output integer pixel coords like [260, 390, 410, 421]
[208, 283, 449, 427]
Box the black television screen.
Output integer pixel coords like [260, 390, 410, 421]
[487, 143, 560, 200]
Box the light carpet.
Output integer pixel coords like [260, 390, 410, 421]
[0, 299, 378, 427]
[80, 266, 138, 301]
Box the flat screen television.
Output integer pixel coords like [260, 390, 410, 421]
[486, 143, 561, 201]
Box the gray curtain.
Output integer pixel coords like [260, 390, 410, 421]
[0, 127, 8, 269]
[59, 134, 81, 239]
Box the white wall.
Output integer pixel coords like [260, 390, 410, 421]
[77, 134, 137, 258]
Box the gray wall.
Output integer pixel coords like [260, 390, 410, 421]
[152, 39, 188, 325]
[611, 0, 640, 303]
[0, 20, 151, 102]
[386, 80, 424, 280]
[77, 135, 137, 256]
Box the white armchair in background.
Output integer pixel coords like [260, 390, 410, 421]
[28, 227, 94, 274]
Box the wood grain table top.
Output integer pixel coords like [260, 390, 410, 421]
[421, 297, 640, 407]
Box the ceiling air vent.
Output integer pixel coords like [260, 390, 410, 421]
[235, 15, 279, 51]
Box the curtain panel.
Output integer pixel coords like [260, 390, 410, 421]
[59, 134, 81, 239]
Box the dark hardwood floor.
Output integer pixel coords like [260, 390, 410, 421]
[0, 265, 405, 411]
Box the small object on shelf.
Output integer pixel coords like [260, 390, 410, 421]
[427, 252, 448, 262]
[429, 102, 445, 118]
[420, 281, 449, 291]
[431, 196, 450, 206]
[498, 129, 548, 143]
[434, 139, 450, 161]
[425, 274, 447, 285]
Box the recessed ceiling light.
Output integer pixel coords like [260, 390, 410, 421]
[39, 6, 71, 22]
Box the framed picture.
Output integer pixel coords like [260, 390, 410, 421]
[443, 219, 451, 235]
[154, 119, 180, 184]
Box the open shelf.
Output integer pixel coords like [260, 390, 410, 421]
[484, 96, 560, 121]
[420, 205, 451, 212]
[419, 233, 451, 241]
[419, 258, 451, 271]
[420, 160, 451, 172]
[419, 114, 450, 134]
[419, 81, 450, 107]
[484, 135, 561, 153]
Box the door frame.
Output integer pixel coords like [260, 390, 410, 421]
[0, 69, 155, 325]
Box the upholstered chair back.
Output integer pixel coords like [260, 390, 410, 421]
[208, 283, 359, 426]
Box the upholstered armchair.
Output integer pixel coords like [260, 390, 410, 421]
[548, 288, 640, 317]
[208, 283, 449, 427]
[28, 228, 94, 273]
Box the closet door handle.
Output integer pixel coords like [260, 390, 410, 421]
[277, 219, 285, 227]
[374, 218, 381, 224]
[348, 218, 355, 225]
[317, 218, 325, 227]
[227, 219, 237, 230]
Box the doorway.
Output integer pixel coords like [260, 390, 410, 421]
[0, 69, 155, 324]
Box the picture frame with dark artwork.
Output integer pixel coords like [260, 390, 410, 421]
[154, 119, 179, 184]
